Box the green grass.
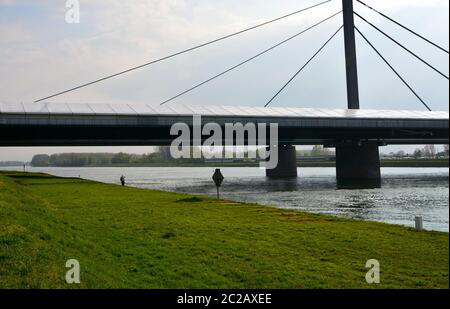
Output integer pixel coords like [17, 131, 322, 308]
[0, 171, 448, 289]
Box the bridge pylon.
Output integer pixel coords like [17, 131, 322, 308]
[337, 0, 381, 188]
[265, 145, 298, 178]
[266, 1, 382, 187]
[335, 141, 381, 188]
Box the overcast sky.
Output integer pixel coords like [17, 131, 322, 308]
[0, 0, 448, 161]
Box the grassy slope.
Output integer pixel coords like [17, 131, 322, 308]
[0, 171, 448, 289]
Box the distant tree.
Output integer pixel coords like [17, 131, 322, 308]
[111, 152, 132, 164]
[31, 154, 50, 167]
[311, 145, 323, 156]
[422, 145, 436, 159]
[158, 146, 173, 161]
[395, 151, 406, 158]
[413, 149, 422, 159]
[310, 145, 333, 156]
[444, 145, 449, 157]
[70, 153, 89, 166]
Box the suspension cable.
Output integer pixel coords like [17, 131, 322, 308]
[356, 0, 449, 54]
[160, 11, 342, 106]
[264, 26, 343, 107]
[355, 26, 432, 111]
[355, 12, 449, 80]
[34, 0, 333, 103]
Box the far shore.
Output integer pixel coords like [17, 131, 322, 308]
[10, 158, 448, 169]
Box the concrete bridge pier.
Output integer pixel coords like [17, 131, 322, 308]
[266, 145, 298, 178]
[335, 141, 381, 188]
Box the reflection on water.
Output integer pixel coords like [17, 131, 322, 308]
[1, 166, 448, 232]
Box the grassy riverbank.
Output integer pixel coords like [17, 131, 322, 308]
[0, 171, 448, 289]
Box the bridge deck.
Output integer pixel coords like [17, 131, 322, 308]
[0, 102, 448, 119]
[0, 102, 448, 146]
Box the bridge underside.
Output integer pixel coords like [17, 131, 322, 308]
[1, 104, 448, 188]
[2, 124, 447, 189]
[0, 124, 447, 146]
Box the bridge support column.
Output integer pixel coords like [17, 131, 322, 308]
[266, 145, 298, 178]
[336, 141, 381, 188]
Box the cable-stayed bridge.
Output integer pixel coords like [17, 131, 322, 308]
[0, 102, 447, 146]
[1, 0, 448, 187]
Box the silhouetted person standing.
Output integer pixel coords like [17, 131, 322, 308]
[120, 175, 126, 186]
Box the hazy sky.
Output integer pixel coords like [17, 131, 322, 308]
[0, 0, 448, 161]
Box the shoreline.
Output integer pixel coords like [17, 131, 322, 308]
[4, 158, 448, 169]
[0, 171, 448, 288]
[1, 166, 448, 233]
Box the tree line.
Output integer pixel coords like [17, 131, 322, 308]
[29, 145, 449, 167]
[395, 145, 449, 159]
[30, 147, 210, 167]
[30, 151, 164, 167]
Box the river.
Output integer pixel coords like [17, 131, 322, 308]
[1, 166, 448, 232]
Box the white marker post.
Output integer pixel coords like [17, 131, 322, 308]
[415, 216, 423, 231]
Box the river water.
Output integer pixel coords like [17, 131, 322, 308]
[1, 166, 448, 232]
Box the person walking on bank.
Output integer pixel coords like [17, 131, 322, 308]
[120, 175, 126, 186]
